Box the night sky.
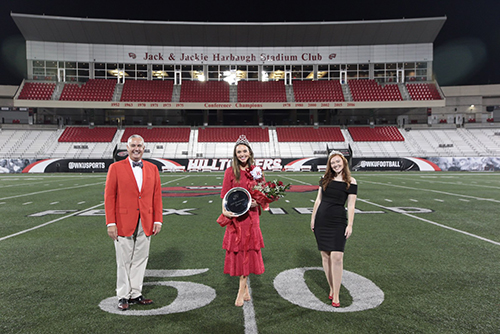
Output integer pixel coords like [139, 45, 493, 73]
[1, 0, 499, 87]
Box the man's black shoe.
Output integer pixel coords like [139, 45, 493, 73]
[118, 298, 129, 310]
[129, 295, 153, 305]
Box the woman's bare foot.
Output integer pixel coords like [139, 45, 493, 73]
[243, 284, 251, 301]
[235, 275, 248, 306]
[235, 294, 245, 307]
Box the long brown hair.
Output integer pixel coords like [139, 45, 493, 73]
[320, 153, 352, 191]
[231, 143, 255, 182]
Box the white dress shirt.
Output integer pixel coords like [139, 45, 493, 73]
[128, 158, 162, 226]
[129, 158, 143, 192]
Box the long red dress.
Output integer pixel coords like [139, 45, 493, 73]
[220, 166, 265, 276]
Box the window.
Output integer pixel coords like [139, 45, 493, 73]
[103, 63, 126, 79]
[247, 65, 258, 80]
[181, 65, 192, 79]
[152, 64, 173, 80]
[33, 60, 45, 79]
[386, 63, 397, 82]
[416, 62, 428, 81]
[318, 65, 328, 80]
[95, 63, 106, 79]
[346, 64, 358, 79]
[291, 65, 302, 80]
[262, 65, 273, 81]
[208, 65, 219, 80]
[65, 69, 77, 82]
[192, 65, 205, 81]
[302, 65, 313, 80]
[77, 63, 89, 80]
[359, 64, 369, 79]
[236, 65, 248, 81]
[125, 63, 136, 79]
[329, 64, 340, 80]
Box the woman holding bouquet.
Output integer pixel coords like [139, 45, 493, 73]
[220, 135, 265, 307]
[310, 151, 357, 308]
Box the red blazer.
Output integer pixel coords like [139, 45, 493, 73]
[105, 159, 163, 237]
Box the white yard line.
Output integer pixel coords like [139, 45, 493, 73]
[279, 175, 313, 185]
[162, 173, 258, 332]
[0, 181, 105, 201]
[360, 180, 500, 203]
[0, 175, 192, 242]
[161, 175, 191, 185]
[0, 175, 106, 189]
[358, 198, 500, 246]
[364, 174, 500, 189]
[243, 277, 258, 334]
[0, 175, 105, 187]
[0, 203, 104, 242]
[0, 180, 61, 189]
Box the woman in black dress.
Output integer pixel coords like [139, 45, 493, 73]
[310, 151, 357, 307]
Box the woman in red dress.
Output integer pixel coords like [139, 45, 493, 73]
[220, 135, 265, 307]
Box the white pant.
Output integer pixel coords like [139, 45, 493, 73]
[114, 220, 151, 299]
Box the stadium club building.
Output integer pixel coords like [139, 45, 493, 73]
[3, 13, 500, 173]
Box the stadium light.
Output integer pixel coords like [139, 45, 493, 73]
[152, 70, 168, 78]
[108, 69, 128, 78]
[261, 71, 269, 82]
[222, 70, 246, 85]
[191, 70, 206, 81]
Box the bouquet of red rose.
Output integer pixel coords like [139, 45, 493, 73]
[245, 166, 290, 211]
[254, 179, 290, 201]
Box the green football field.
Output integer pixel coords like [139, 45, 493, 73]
[0, 172, 499, 334]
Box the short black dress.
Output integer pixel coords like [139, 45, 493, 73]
[314, 180, 358, 252]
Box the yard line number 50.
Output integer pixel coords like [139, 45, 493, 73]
[99, 267, 384, 315]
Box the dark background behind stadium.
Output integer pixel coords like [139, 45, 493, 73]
[1, 0, 499, 87]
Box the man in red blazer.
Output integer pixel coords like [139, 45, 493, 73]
[105, 134, 163, 311]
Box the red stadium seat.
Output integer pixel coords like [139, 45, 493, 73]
[348, 126, 404, 142]
[348, 80, 402, 102]
[237, 81, 286, 102]
[406, 83, 442, 100]
[197, 127, 269, 142]
[59, 79, 117, 101]
[58, 127, 117, 142]
[293, 81, 345, 102]
[121, 80, 174, 102]
[121, 127, 190, 142]
[179, 81, 230, 102]
[276, 127, 344, 142]
[18, 82, 56, 100]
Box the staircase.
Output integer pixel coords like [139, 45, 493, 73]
[112, 83, 123, 101]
